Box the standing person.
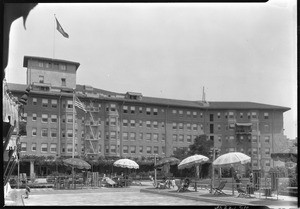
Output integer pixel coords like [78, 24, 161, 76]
[248, 171, 254, 194]
[233, 170, 242, 189]
[24, 183, 30, 199]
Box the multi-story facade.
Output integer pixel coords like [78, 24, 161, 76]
[8, 56, 290, 176]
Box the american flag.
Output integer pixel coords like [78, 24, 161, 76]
[75, 96, 87, 113]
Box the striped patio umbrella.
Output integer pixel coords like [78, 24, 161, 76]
[113, 159, 139, 169]
[178, 154, 209, 170]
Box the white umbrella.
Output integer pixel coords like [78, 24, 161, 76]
[113, 159, 139, 169]
[213, 152, 251, 166]
[213, 152, 251, 195]
[178, 154, 209, 170]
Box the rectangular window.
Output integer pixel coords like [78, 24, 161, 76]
[50, 144, 57, 153]
[41, 129, 48, 137]
[130, 132, 136, 141]
[139, 120, 143, 127]
[130, 146, 136, 154]
[200, 112, 203, 118]
[67, 130, 73, 138]
[39, 75, 44, 83]
[265, 160, 271, 167]
[265, 136, 270, 143]
[130, 106, 135, 114]
[51, 99, 58, 108]
[110, 104, 116, 111]
[153, 108, 158, 115]
[153, 146, 159, 154]
[153, 121, 158, 129]
[186, 123, 191, 130]
[265, 148, 270, 155]
[173, 147, 177, 152]
[251, 112, 257, 119]
[179, 135, 184, 142]
[32, 128, 37, 136]
[123, 119, 128, 127]
[21, 142, 27, 152]
[172, 123, 177, 130]
[146, 146, 152, 154]
[240, 112, 243, 118]
[123, 132, 128, 140]
[41, 114, 48, 123]
[173, 134, 178, 142]
[51, 115, 57, 123]
[187, 111, 191, 117]
[179, 110, 183, 116]
[228, 112, 234, 119]
[146, 121, 151, 128]
[110, 117, 117, 126]
[61, 78, 66, 86]
[153, 133, 159, 141]
[146, 107, 151, 115]
[264, 112, 269, 119]
[67, 144, 73, 153]
[217, 112, 221, 118]
[228, 147, 235, 152]
[42, 99, 48, 107]
[178, 123, 183, 130]
[217, 124, 221, 131]
[67, 100, 73, 109]
[193, 111, 197, 118]
[110, 131, 117, 140]
[105, 145, 109, 154]
[187, 135, 192, 143]
[162, 146, 165, 154]
[110, 145, 116, 153]
[139, 146, 143, 154]
[51, 129, 57, 138]
[41, 143, 48, 153]
[252, 160, 258, 167]
[31, 143, 37, 151]
[210, 114, 214, 121]
[172, 109, 177, 114]
[32, 98, 37, 105]
[139, 107, 143, 113]
[123, 105, 128, 113]
[32, 113, 37, 121]
[252, 148, 258, 155]
[38, 62, 43, 67]
[130, 120, 135, 127]
[161, 122, 165, 128]
[210, 124, 214, 133]
[264, 124, 270, 132]
[192, 124, 197, 131]
[146, 133, 151, 141]
[67, 115, 73, 123]
[123, 145, 128, 154]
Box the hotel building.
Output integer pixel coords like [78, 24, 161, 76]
[8, 56, 290, 176]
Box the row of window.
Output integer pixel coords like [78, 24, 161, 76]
[21, 142, 57, 153]
[37, 61, 66, 70]
[29, 98, 271, 120]
[31, 128, 77, 138]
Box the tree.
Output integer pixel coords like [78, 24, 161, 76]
[188, 134, 213, 156]
[171, 147, 189, 160]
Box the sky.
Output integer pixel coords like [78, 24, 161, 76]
[5, 0, 297, 139]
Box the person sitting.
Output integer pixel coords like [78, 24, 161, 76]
[234, 170, 246, 193]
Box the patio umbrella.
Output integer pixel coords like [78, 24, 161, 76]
[178, 154, 209, 170]
[212, 152, 251, 166]
[63, 158, 91, 170]
[213, 152, 251, 195]
[113, 159, 139, 169]
[154, 157, 180, 168]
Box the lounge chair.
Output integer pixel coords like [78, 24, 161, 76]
[237, 185, 251, 198]
[211, 180, 227, 195]
[103, 177, 116, 187]
[177, 178, 190, 192]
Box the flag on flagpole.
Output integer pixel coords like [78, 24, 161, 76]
[75, 96, 87, 113]
[55, 17, 69, 38]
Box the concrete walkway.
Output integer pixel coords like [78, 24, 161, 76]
[140, 181, 298, 208]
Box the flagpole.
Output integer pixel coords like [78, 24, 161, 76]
[53, 14, 56, 59]
[72, 89, 75, 188]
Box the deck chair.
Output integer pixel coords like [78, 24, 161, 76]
[237, 186, 251, 198]
[212, 180, 227, 195]
[178, 178, 190, 192]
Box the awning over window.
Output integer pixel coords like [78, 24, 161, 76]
[235, 123, 252, 126]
